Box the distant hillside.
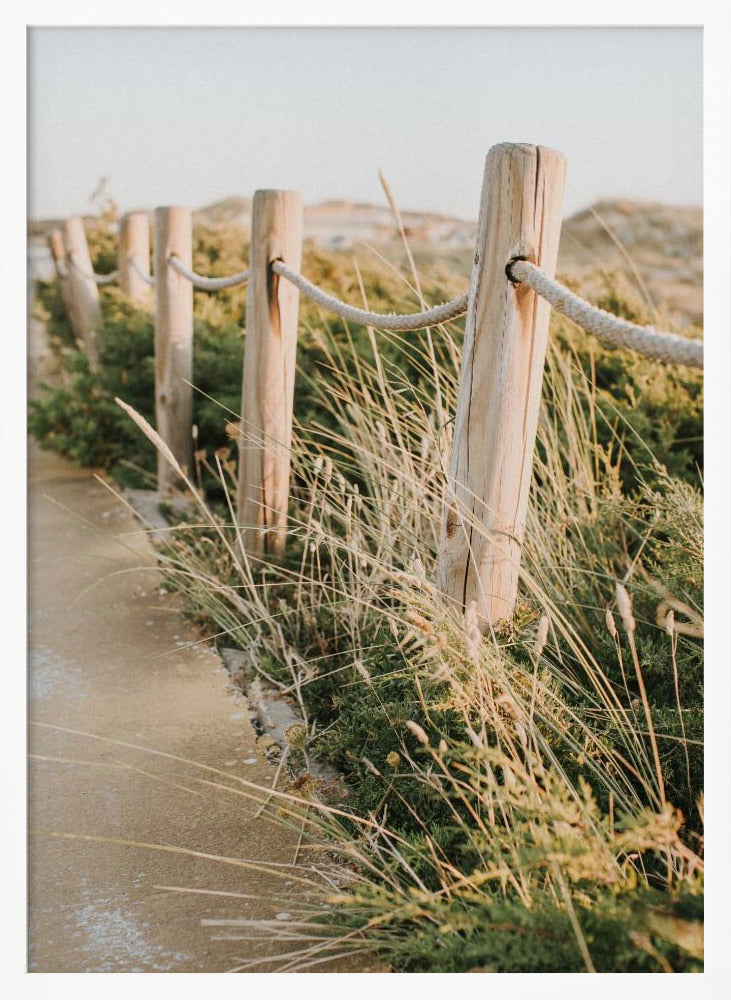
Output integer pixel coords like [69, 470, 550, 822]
[189, 196, 474, 248]
[196, 196, 702, 325]
[194, 196, 251, 227]
[559, 201, 702, 327]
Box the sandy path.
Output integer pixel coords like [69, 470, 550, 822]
[26, 307, 362, 973]
[27, 441, 323, 972]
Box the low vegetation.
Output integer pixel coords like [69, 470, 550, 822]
[29, 217, 704, 972]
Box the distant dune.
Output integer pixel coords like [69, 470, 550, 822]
[559, 201, 702, 327]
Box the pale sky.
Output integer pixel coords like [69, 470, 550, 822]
[28, 26, 702, 222]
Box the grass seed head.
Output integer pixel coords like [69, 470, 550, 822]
[354, 659, 373, 686]
[361, 757, 381, 777]
[406, 610, 434, 636]
[615, 582, 636, 635]
[405, 721, 430, 746]
[497, 692, 523, 722]
[464, 600, 482, 662]
[533, 614, 550, 656]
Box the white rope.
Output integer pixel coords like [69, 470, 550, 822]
[272, 261, 468, 331]
[128, 256, 155, 287]
[508, 259, 703, 370]
[168, 255, 249, 290]
[69, 256, 119, 285]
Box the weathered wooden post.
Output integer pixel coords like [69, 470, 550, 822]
[48, 228, 80, 335]
[236, 189, 304, 558]
[119, 211, 151, 301]
[436, 143, 566, 627]
[154, 206, 193, 495]
[63, 216, 102, 366]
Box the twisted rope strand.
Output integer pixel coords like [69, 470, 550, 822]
[69, 256, 119, 285]
[272, 261, 468, 331]
[168, 255, 249, 290]
[128, 256, 155, 287]
[508, 259, 703, 369]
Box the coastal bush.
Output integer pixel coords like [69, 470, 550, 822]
[30, 222, 702, 492]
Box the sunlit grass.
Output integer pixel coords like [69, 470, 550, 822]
[114, 300, 703, 972]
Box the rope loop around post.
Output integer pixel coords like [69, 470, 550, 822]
[507, 257, 703, 369]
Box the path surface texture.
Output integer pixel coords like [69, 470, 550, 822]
[27, 320, 351, 973]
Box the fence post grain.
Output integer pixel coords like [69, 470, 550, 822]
[119, 211, 151, 301]
[63, 216, 102, 367]
[436, 142, 566, 627]
[236, 189, 304, 558]
[154, 206, 193, 495]
[48, 228, 81, 336]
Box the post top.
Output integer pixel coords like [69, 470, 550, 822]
[487, 142, 566, 163]
[253, 189, 303, 201]
[154, 205, 191, 214]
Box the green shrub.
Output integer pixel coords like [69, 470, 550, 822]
[30, 222, 702, 495]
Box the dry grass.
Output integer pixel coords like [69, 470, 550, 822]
[113, 283, 703, 970]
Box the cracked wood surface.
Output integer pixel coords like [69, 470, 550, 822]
[436, 143, 566, 625]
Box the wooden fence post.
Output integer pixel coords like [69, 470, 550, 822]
[436, 143, 566, 627]
[63, 216, 102, 366]
[154, 206, 193, 495]
[236, 189, 304, 558]
[48, 228, 80, 335]
[119, 211, 151, 301]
